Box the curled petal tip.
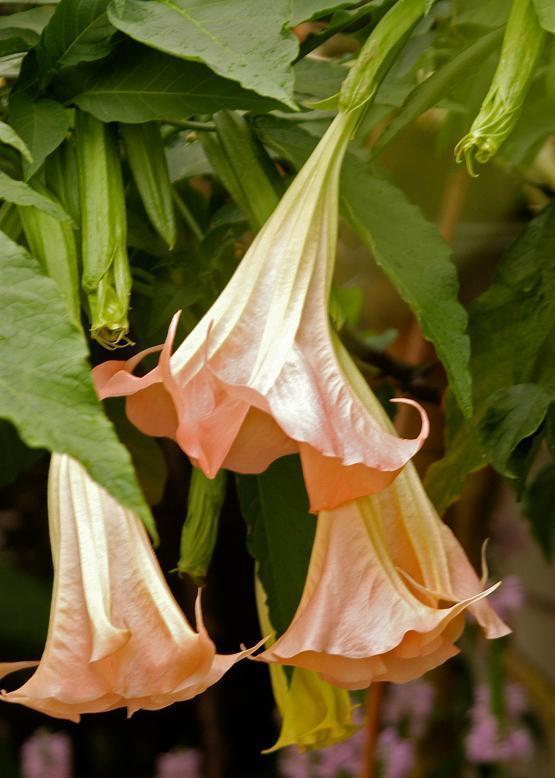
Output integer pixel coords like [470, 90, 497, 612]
[390, 397, 430, 442]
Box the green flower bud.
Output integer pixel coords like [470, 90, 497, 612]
[455, 0, 546, 176]
[178, 468, 227, 586]
[75, 111, 131, 348]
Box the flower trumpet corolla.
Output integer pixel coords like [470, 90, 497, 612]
[261, 459, 510, 689]
[0, 454, 254, 721]
[94, 110, 428, 512]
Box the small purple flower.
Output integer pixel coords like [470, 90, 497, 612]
[279, 748, 312, 778]
[499, 728, 533, 761]
[21, 730, 72, 778]
[382, 680, 434, 738]
[488, 576, 525, 622]
[465, 712, 499, 763]
[155, 749, 202, 778]
[378, 727, 414, 778]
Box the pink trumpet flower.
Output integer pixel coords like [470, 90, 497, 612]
[0, 455, 254, 721]
[261, 458, 510, 688]
[94, 110, 428, 512]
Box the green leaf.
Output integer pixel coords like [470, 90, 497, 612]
[37, 0, 115, 86]
[426, 202, 555, 512]
[523, 464, 555, 561]
[108, 0, 298, 109]
[0, 7, 55, 57]
[0, 170, 71, 222]
[294, 57, 346, 104]
[0, 232, 156, 539]
[478, 384, 553, 483]
[9, 93, 68, 179]
[254, 116, 472, 417]
[532, 0, 555, 32]
[372, 27, 504, 156]
[453, 0, 510, 27]
[71, 43, 282, 123]
[0, 420, 44, 488]
[236, 456, 316, 638]
[291, 1, 354, 25]
[0, 119, 32, 162]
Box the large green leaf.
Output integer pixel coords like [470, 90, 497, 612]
[372, 27, 504, 156]
[425, 202, 555, 512]
[236, 456, 316, 638]
[108, 0, 298, 109]
[254, 116, 472, 417]
[36, 0, 116, 86]
[0, 119, 32, 162]
[71, 44, 281, 123]
[0, 232, 156, 539]
[9, 93, 68, 179]
[478, 384, 553, 484]
[532, 0, 555, 31]
[0, 170, 70, 222]
[0, 7, 54, 57]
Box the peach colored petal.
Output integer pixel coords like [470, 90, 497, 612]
[1, 455, 252, 720]
[93, 111, 428, 509]
[261, 466, 509, 688]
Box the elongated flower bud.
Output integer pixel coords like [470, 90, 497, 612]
[46, 139, 80, 227]
[120, 122, 177, 248]
[18, 182, 80, 325]
[178, 468, 227, 586]
[339, 0, 436, 115]
[455, 0, 546, 175]
[75, 111, 131, 348]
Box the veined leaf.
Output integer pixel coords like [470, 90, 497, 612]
[9, 93, 68, 179]
[0, 170, 71, 222]
[71, 44, 282, 123]
[0, 232, 156, 540]
[108, 0, 298, 109]
[0, 120, 32, 162]
[0, 7, 54, 57]
[37, 0, 116, 86]
[254, 116, 472, 417]
[426, 202, 555, 512]
[236, 456, 316, 638]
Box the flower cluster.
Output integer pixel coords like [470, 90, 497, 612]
[1, 0, 509, 742]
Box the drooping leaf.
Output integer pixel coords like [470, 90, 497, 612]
[236, 456, 316, 638]
[478, 383, 553, 485]
[523, 464, 555, 561]
[0, 119, 32, 162]
[290, 0, 354, 26]
[71, 44, 282, 123]
[108, 0, 298, 109]
[0, 420, 44, 489]
[0, 170, 71, 222]
[294, 57, 346, 104]
[9, 93, 68, 179]
[254, 116, 472, 417]
[426, 202, 555, 512]
[36, 0, 116, 86]
[0, 7, 55, 57]
[532, 0, 555, 32]
[0, 232, 156, 539]
[372, 27, 504, 156]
